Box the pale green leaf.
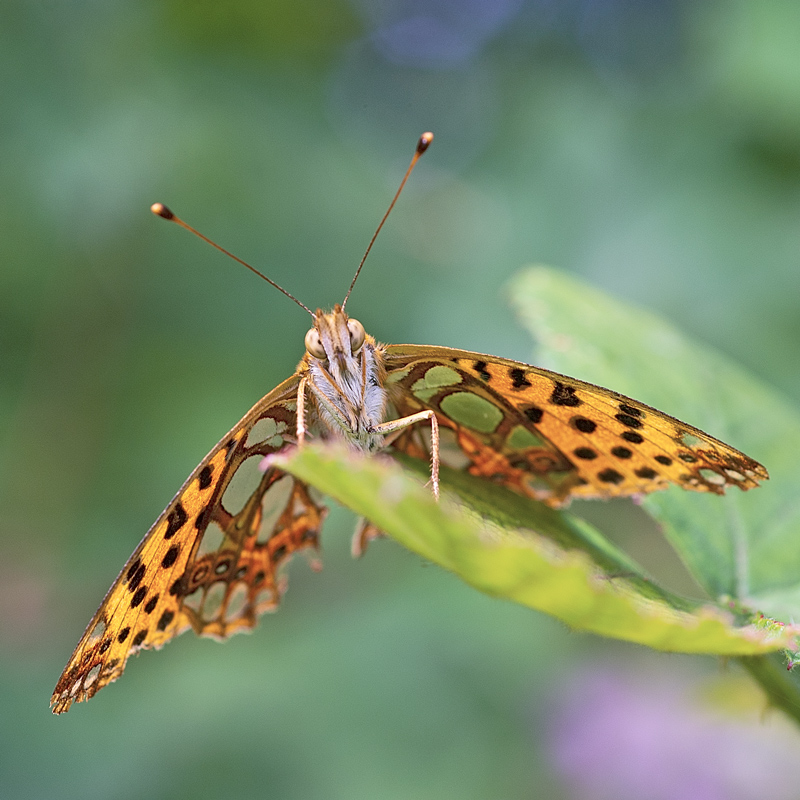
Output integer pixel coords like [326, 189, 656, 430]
[273, 444, 798, 656]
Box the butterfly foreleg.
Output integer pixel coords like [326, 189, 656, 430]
[303, 374, 359, 440]
[375, 410, 440, 500]
[299, 364, 440, 499]
[296, 376, 309, 445]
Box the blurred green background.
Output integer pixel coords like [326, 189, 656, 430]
[3, 1, 800, 798]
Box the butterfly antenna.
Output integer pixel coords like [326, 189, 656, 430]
[341, 131, 433, 311]
[150, 203, 314, 316]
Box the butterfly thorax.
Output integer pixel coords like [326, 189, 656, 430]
[301, 304, 388, 453]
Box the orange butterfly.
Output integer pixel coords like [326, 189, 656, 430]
[51, 133, 767, 713]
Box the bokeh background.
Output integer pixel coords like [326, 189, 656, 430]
[3, 1, 800, 798]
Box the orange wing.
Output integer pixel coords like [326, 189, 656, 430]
[52, 375, 327, 714]
[383, 345, 767, 507]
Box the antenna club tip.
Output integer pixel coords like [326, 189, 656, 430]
[150, 202, 174, 220]
[417, 132, 434, 153]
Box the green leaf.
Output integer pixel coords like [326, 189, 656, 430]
[272, 444, 798, 656]
[509, 267, 800, 615]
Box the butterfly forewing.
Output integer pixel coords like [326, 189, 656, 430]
[383, 345, 767, 506]
[51, 375, 327, 714]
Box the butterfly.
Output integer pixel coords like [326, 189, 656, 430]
[51, 132, 768, 713]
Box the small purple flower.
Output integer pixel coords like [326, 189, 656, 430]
[547, 665, 800, 800]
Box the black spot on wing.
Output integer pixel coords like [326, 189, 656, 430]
[165, 503, 188, 540]
[126, 558, 142, 584]
[574, 447, 597, 460]
[157, 610, 174, 632]
[550, 382, 581, 407]
[523, 406, 543, 424]
[169, 576, 186, 597]
[509, 368, 531, 389]
[473, 360, 491, 381]
[198, 465, 214, 490]
[611, 447, 632, 459]
[572, 417, 596, 433]
[130, 586, 148, 608]
[598, 468, 624, 485]
[621, 431, 644, 444]
[195, 503, 211, 530]
[615, 413, 643, 429]
[127, 562, 146, 593]
[161, 545, 180, 569]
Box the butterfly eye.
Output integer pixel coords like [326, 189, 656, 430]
[347, 319, 366, 353]
[304, 328, 326, 359]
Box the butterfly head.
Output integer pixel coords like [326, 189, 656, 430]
[305, 304, 367, 372]
[303, 305, 385, 430]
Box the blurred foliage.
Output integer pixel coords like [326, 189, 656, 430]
[161, 0, 358, 62]
[3, 1, 800, 798]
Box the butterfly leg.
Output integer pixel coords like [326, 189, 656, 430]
[354, 409, 441, 554]
[351, 517, 385, 558]
[296, 376, 309, 445]
[375, 410, 440, 500]
[299, 372, 440, 499]
[302, 375, 368, 446]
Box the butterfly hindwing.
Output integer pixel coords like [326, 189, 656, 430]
[51, 375, 328, 714]
[383, 345, 767, 506]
